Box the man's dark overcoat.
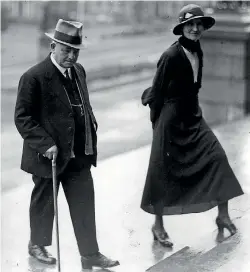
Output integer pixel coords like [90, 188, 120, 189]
[141, 41, 244, 215]
[15, 55, 98, 178]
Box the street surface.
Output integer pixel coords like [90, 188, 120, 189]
[2, 117, 250, 272]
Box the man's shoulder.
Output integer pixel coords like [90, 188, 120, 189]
[22, 56, 50, 78]
[74, 62, 86, 78]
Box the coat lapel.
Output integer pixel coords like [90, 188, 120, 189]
[73, 64, 97, 126]
[73, 64, 96, 115]
[73, 64, 90, 104]
[44, 55, 72, 110]
[176, 42, 194, 82]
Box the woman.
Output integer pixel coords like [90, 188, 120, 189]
[141, 4, 244, 247]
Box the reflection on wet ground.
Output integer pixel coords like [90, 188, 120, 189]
[28, 257, 56, 272]
[28, 256, 117, 272]
[151, 241, 174, 263]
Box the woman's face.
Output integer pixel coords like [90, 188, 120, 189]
[182, 18, 205, 41]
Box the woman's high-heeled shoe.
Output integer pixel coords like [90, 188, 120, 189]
[151, 226, 173, 247]
[216, 217, 237, 236]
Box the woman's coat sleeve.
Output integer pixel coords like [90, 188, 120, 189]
[149, 52, 174, 124]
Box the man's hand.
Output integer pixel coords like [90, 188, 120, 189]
[44, 145, 58, 162]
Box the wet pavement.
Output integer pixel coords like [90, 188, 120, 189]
[2, 117, 250, 272]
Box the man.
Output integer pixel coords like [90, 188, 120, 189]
[14, 19, 119, 269]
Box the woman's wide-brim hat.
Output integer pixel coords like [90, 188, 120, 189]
[173, 4, 215, 35]
[45, 19, 86, 49]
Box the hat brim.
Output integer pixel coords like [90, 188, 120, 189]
[173, 16, 215, 35]
[45, 33, 86, 49]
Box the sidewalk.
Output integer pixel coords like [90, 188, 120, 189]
[2, 117, 250, 272]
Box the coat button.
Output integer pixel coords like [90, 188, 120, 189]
[68, 112, 73, 117]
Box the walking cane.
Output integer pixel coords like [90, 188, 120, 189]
[52, 159, 61, 272]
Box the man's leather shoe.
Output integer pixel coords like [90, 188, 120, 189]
[28, 241, 56, 265]
[81, 252, 120, 269]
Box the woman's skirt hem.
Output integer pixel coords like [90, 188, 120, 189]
[141, 193, 243, 215]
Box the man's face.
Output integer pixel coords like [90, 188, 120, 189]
[183, 18, 205, 41]
[51, 42, 80, 68]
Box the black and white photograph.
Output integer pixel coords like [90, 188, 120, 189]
[1, 0, 250, 271]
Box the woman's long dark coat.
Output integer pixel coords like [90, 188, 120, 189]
[141, 41, 243, 215]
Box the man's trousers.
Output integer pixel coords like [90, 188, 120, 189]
[29, 159, 99, 256]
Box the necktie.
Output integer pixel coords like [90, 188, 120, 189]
[65, 69, 71, 80]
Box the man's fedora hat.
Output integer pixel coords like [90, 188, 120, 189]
[45, 19, 86, 49]
[173, 4, 215, 35]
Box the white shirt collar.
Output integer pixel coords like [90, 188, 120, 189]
[50, 54, 70, 77]
[182, 46, 199, 82]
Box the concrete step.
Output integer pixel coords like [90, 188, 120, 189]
[146, 246, 203, 272]
[147, 211, 250, 272]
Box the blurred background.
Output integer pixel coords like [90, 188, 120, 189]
[1, 0, 250, 192]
